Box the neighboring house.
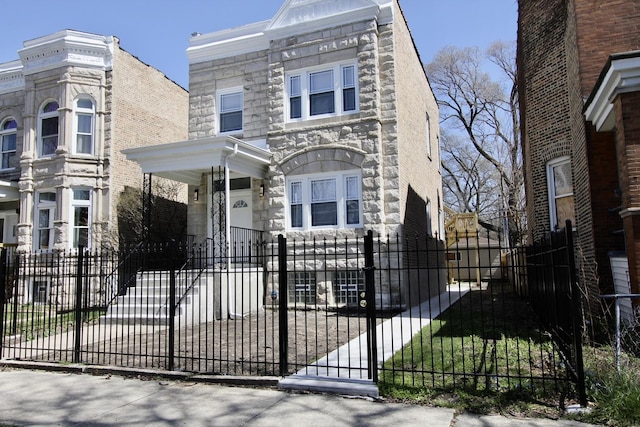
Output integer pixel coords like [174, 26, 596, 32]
[124, 0, 444, 308]
[517, 0, 640, 306]
[0, 30, 189, 255]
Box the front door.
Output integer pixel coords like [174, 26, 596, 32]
[230, 190, 252, 230]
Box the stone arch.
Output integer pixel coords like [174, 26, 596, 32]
[278, 145, 366, 176]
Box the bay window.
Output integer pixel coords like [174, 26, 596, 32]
[71, 189, 91, 248]
[0, 119, 17, 169]
[39, 101, 59, 157]
[35, 191, 56, 250]
[74, 98, 95, 154]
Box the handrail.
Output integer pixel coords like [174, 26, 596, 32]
[102, 241, 146, 307]
[174, 238, 213, 309]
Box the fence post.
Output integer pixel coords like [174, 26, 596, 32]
[278, 234, 288, 376]
[168, 240, 176, 371]
[74, 246, 85, 363]
[0, 248, 6, 356]
[364, 230, 378, 382]
[565, 220, 587, 407]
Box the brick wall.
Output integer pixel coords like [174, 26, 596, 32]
[109, 43, 189, 241]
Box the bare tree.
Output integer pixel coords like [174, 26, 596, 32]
[426, 41, 524, 244]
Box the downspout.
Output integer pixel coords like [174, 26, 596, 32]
[225, 143, 244, 318]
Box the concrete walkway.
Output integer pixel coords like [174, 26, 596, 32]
[281, 285, 470, 396]
[0, 367, 596, 427]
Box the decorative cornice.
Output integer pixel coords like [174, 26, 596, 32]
[18, 30, 114, 76]
[584, 51, 640, 132]
[187, 0, 394, 65]
[0, 60, 25, 94]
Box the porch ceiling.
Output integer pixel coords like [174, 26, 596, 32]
[0, 180, 19, 201]
[122, 136, 272, 186]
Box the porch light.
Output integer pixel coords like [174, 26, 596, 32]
[193, 188, 199, 201]
[259, 184, 265, 198]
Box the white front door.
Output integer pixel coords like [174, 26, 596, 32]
[230, 190, 252, 230]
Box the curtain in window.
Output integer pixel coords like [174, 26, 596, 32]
[311, 178, 337, 226]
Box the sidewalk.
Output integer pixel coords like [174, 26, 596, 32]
[0, 366, 597, 427]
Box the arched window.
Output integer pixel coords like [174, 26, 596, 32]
[39, 101, 59, 157]
[0, 118, 17, 169]
[74, 97, 94, 154]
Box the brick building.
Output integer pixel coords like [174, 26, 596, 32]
[0, 30, 189, 253]
[518, 0, 640, 304]
[124, 0, 444, 307]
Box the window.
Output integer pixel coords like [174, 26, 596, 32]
[288, 272, 316, 304]
[426, 113, 432, 159]
[39, 101, 59, 157]
[547, 157, 576, 230]
[71, 189, 91, 248]
[74, 98, 94, 154]
[32, 280, 50, 304]
[35, 191, 56, 250]
[333, 271, 364, 305]
[287, 62, 358, 121]
[426, 199, 433, 236]
[0, 119, 17, 169]
[287, 171, 362, 230]
[218, 89, 243, 134]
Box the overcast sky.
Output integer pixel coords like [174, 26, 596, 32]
[0, 0, 518, 89]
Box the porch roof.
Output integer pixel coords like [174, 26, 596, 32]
[0, 180, 19, 201]
[122, 136, 272, 186]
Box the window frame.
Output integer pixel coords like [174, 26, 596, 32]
[286, 61, 359, 122]
[333, 270, 364, 306]
[70, 188, 92, 249]
[286, 170, 363, 231]
[0, 118, 17, 170]
[35, 190, 56, 251]
[38, 100, 59, 158]
[73, 97, 95, 155]
[546, 156, 576, 230]
[288, 271, 316, 305]
[217, 88, 243, 135]
[426, 113, 432, 159]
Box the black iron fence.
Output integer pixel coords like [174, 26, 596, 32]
[0, 227, 586, 402]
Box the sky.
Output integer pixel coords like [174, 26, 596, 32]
[0, 0, 518, 89]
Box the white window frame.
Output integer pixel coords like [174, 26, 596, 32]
[217, 88, 243, 135]
[546, 156, 575, 230]
[0, 118, 17, 170]
[286, 61, 359, 122]
[73, 97, 95, 155]
[426, 198, 433, 236]
[35, 191, 56, 251]
[31, 279, 51, 305]
[286, 170, 363, 231]
[288, 271, 316, 305]
[38, 100, 59, 157]
[333, 270, 364, 305]
[70, 188, 92, 249]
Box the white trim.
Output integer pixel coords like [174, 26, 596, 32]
[34, 190, 56, 251]
[37, 99, 59, 158]
[585, 53, 640, 132]
[69, 188, 92, 249]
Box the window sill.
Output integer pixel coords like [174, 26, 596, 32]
[284, 112, 361, 131]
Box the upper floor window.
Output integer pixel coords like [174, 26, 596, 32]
[218, 89, 243, 134]
[426, 113, 432, 159]
[71, 188, 91, 248]
[38, 101, 59, 157]
[286, 62, 358, 122]
[547, 156, 576, 230]
[287, 170, 362, 231]
[35, 191, 56, 251]
[0, 119, 17, 169]
[74, 98, 94, 155]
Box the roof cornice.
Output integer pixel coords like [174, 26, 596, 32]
[0, 60, 25, 94]
[18, 30, 115, 76]
[187, 0, 394, 65]
[585, 51, 640, 132]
